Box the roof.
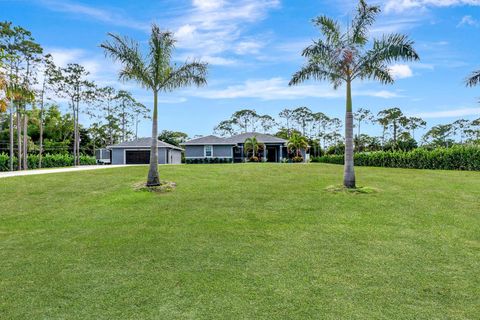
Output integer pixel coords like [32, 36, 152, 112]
[180, 135, 234, 145]
[108, 137, 183, 150]
[181, 132, 287, 146]
[226, 132, 287, 144]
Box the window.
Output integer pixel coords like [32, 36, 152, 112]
[205, 145, 213, 157]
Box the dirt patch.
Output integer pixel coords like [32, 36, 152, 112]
[133, 181, 177, 193]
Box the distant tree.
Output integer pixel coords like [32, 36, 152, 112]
[423, 124, 454, 148]
[291, 107, 313, 137]
[38, 53, 56, 168]
[401, 116, 426, 140]
[102, 24, 208, 186]
[289, 0, 419, 187]
[231, 109, 259, 133]
[158, 130, 188, 147]
[452, 119, 469, 143]
[259, 114, 276, 133]
[275, 127, 301, 140]
[465, 118, 480, 144]
[115, 90, 148, 142]
[353, 108, 374, 151]
[377, 107, 404, 144]
[214, 119, 236, 137]
[50, 63, 95, 165]
[279, 108, 294, 137]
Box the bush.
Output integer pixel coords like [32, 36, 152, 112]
[292, 156, 304, 163]
[311, 146, 480, 171]
[185, 157, 233, 164]
[0, 153, 96, 171]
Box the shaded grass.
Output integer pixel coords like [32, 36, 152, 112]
[0, 163, 479, 319]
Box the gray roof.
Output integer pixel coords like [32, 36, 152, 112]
[180, 135, 234, 145]
[108, 137, 183, 150]
[181, 132, 287, 146]
[226, 132, 287, 144]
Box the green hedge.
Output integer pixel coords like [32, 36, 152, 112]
[0, 153, 96, 171]
[311, 146, 480, 171]
[185, 158, 233, 164]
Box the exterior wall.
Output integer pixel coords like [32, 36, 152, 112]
[170, 150, 182, 164]
[185, 145, 233, 158]
[110, 147, 181, 164]
[111, 149, 125, 165]
[185, 145, 204, 158]
[213, 145, 233, 158]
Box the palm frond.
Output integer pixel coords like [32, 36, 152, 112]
[162, 60, 208, 91]
[289, 62, 343, 87]
[313, 16, 341, 45]
[366, 34, 420, 65]
[465, 70, 480, 87]
[358, 63, 394, 85]
[350, 0, 380, 45]
[149, 25, 176, 86]
[101, 32, 152, 89]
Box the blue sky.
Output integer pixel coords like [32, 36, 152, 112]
[2, 0, 480, 138]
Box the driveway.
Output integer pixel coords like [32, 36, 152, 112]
[0, 165, 131, 179]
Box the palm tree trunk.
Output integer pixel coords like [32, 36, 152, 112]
[9, 106, 14, 171]
[147, 89, 160, 186]
[16, 106, 22, 170]
[23, 113, 28, 170]
[72, 101, 77, 167]
[343, 79, 356, 188]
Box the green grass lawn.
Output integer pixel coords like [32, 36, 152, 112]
[1, 164, 479, 319]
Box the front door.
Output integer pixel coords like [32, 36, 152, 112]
[266, 146, 277, 162]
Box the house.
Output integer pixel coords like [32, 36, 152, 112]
[107, 137, 183, 165]
[181, 132, 300, 163]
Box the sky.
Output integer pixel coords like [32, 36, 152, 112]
[2, 0, 480, 138]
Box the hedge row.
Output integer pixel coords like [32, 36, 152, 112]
[311, 146, 480, 171]
[185, 158, 233, 164]
[0, 153, 96, 171]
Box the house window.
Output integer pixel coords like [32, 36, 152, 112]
[205, 145, 213, 157]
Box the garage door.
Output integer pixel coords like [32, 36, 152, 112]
[125, 150, 150, 164]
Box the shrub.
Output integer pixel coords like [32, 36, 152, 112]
[248, 156, 259, 162]
[0, 153, 96, 171]
[292, 156, 304, 163]
[311, 146, 480, 171]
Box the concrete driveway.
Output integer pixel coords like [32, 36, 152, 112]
[0, 165, 131, 179]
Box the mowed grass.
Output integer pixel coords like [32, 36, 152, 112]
[0, 164, 479, 319]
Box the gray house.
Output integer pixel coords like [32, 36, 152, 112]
[181, 132, 292, 163]
[108, 137, 183, 165]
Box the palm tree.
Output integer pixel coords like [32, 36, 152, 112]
[287, 132, 309, 160]
[466, 70, 480, 87]
[289, 0, 419, 188]
[244, 136, 264, 161]
[101, 24, 208, 186]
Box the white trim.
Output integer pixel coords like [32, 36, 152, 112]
[204, 145, 213, 158]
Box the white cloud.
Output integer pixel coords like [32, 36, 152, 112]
[389, 64, 414, 79]
[38, 0, 149, 31]
[384, 0, 480, 13]
[457, 15, 480, 27]
[188, 77, 400, 100]
[413, 107, 480, 118]
[173, 0, 280, 64]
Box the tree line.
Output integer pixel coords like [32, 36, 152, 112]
[213, 106, 480, 156]
[0, 21, 149, 170]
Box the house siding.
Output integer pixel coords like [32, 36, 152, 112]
[185, 145, 204, 158]
[213, 145, 233, 158]
[111, 147, 182, 164]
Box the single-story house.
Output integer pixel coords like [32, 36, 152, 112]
[181, 132, 305, 163]
[107, 137, 183, 165]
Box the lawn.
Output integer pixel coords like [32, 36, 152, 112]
[0, 164, 479, 319]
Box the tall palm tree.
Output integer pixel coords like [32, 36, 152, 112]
[101, 24, 208, 186]
[289, 0, 419, 188]
[287, 132, 309, 159]
[244, 136, 264, 161]
[466, 70, 480, 87]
